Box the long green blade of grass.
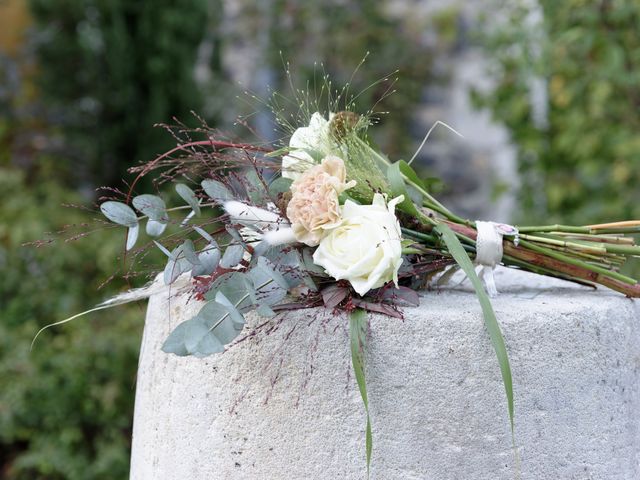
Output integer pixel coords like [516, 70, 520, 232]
[349, 308, 372, 476]
[435, 223, 514, 430]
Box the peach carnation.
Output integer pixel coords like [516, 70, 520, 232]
[286, 155, 355, 246]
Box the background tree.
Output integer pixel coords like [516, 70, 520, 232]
[28, 0, 209, 188]
[475, 0, 640, 225]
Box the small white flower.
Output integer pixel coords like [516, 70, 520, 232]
[312, 193, 404, 296]
[282, 112, 335, 180]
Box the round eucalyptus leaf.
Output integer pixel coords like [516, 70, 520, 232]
[146, 219, 167, 237]
[100, 201, 138, 227]
[191, 244, 220, 277]
[181, 239, 201, 265]
[132, 194, 168, 222]
[126, 224, 139, 251]
[163, 244, 192, 285]
[220, 244, 245, 268]
[175, 183, 201, 216]
[268, 177, 293, 197]
[202, 179, 233, 203]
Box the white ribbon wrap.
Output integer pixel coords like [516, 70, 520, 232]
[474, 221, 519, 298]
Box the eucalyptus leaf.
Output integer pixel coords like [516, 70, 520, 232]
[146, 219, 167, 237]
[181, 239, 201, 265]
[162, 294, 247, 357]
[205, 272, 252, 311]
[132, 194, 169, 222]
[260, 247, 304, 288]
[191, 244, 220, 277]
[202, 179, 233, 203]
[160, 321, 190, 356]
[153, 240, 174, 259]
[435, 223, 514, 431]
[163, 244, 192, 285]
[244, 169, 269, 204]
[193, 226, 216, 244]
[268, 176, 293, 197]
[246, 257, 288, 308]
[255, 302, 276, 317]
[184, 316, 222, 355]
[301, 248, 328, 275]
[214, 292, 245, 326]
[220, 244, 245, 268]
[175, 183, 201, 216]
[126, 224, 139, 251]
[226, 225, 247, 248]
[251, 257, 289, 290]
[100, 201, 138, 227]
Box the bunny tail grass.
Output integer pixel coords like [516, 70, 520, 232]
[30, 281, 164, 351]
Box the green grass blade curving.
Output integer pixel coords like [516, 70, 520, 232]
[434, 223, 514, 431]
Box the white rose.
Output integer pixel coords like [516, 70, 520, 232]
[282, 112, 334, 180]
[312, 193, 404, 296]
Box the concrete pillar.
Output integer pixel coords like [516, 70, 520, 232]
[130, 268, 640, 479]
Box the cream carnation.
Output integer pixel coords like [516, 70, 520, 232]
[286, 155, 355, 247]
[312, 193, 404, 296]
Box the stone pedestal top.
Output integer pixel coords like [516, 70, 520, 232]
[130, 268, 640, 480]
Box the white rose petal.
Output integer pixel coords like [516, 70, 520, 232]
[312, 193, 404, 296]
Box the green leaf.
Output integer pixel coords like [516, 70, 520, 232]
[386, 162, 420, 216]
[349, 308, 372, 476]
[100, 201, 138, 227]
[175, 183, 201, 216]
[132, 194, 168, 222]
[434, 223, 514, 430]
[397, 159, 426, 190]
[202, 179, 233, 203]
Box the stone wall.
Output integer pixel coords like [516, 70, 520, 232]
[130, 269, 640, 479]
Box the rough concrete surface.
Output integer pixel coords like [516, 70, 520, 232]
[130, 267, 640, 480]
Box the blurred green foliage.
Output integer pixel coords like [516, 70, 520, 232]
[0, 166, 143, 479]
[27, 0, 208, 187]
[226, 0, 438, 158]
[475, 0, 640, 224]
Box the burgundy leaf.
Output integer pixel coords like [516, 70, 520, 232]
[321, 285, 349, 309]
[352, 299, 403, 319]
[380, 286, 420, 307]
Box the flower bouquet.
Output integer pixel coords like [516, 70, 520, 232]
[38, 88, 640, 474]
